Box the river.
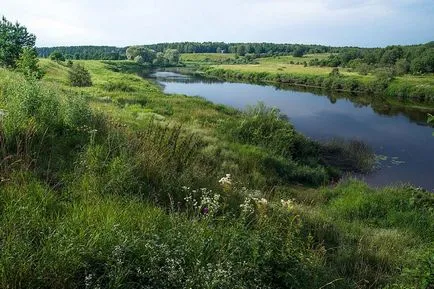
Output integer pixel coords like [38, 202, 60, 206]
[151, 71, 434, 191]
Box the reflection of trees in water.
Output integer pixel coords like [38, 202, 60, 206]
[151, 71, 434, 127]
[155, 77, 224, 85]
[275, 83, 434, 126]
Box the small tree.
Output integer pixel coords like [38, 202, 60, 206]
[68, 64, 92, 87]
[236, 45, 246, 57]
[357, 63, 371, 75]
[49, 50, 65, 62]
[329, 67, 340, 77]
[153, 52, 167, 66]
[292, 47, 305, 57]
[395, 58, 410, 76]
[126, 46, 142, 60]
[0, 16, 36, 67]
[15, 47, 42, 79]
[164, 49, 180, 65]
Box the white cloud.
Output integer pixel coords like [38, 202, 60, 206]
[1, 0, 432, 46]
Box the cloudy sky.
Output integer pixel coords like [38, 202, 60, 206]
[2, 0, 433, 47]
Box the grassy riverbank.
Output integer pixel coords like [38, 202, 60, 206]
[0, 59, 432, 288]
[190, 54, 434, 102]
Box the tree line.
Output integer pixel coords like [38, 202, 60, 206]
[37, 46, 127, 60]
[36, 43, 331, 59]
[308, 43, 434, 75]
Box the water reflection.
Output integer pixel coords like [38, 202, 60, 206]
[150, 71, 434, 191]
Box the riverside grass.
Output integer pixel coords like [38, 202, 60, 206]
[0, 60, 432, 288]
[194, 54, 434, 102]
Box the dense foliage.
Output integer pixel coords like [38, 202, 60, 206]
[68, 63, 92, 87]
[37, 42, 433, 76]
[49, 50, 66, 62]
[141, 42, 333, 56]
[0, 16, 42, 79]
[126, 46, 181, 66]
[0, 16, 36, 67]
[310, 42, 434, 75]
[37, 45, 126, 60]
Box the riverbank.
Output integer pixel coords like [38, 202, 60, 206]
[183, 54, 434, 103]
[0, 59, 432, 288]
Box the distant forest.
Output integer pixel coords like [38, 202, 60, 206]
[37, 41, 434, 74]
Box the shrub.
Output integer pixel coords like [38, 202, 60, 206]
[49, 50, 65, 62]
[15, 47, 43, 79]
[68, 64, 92, 87]
[231, 102, 297, 159]
[102, 81, 135, 92]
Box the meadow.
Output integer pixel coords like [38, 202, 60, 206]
[0, 58, 432, 288]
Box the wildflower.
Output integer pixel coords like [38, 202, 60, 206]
[218, 174, 232, 186]
[203, 207, 209, 215]
[281, 199, 295, 210]
[258, 198, 268, 206]
[85, 273, 93, 287]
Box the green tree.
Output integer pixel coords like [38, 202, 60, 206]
[164, 49, 180, 65]
[0, 16, 36, 67]
[134, 55, 144, 64]
[49, 50, 65, 62]
[153, 52, 167, 66]
[126, 46, 142, 60]
[127, 46, 156, 64]
[68, 64, 92, 87]
[15, 47, 42, 79]
[394, 58, 410, 75]
[140, 48, 156, 63]
[410, 48, 434, 74]
[292, 47, 305, 57]
[380, 46, 403, 65]
[329, 67, 340, 77]
[236, 45, 246, 56]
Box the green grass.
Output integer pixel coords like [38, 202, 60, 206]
[181, 53, 236, 64]
[0, 60, 432, 288]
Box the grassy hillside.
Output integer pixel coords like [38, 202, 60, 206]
[0, 59, 432, 288]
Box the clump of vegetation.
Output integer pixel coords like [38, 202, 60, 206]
[0, 16, 36, 68]
[68, 63, 92, 87]
[15, 47, 43, 79]
[0, 16, 41, 79]
[320, 139, 375, 173]
[102, 81, 135, 92]
[231, 103, 297, 158]
[49, 50, 65, 62]
[126, 46, 181, 66]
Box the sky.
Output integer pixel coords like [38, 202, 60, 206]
[1, 0, 433, 47]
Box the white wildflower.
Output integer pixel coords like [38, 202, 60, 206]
[218, 174, 232, 186]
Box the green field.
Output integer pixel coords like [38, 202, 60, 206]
[181, 53, 236, 64]
[0, 59, 432, 288]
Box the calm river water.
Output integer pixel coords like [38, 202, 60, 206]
[152, 71, 434, 191]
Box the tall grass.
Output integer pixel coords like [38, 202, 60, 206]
[0, 64, 431, 288]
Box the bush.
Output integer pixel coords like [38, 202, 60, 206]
[49, 50, 65, 62]
[68, 64, 92, 87]
[231, 102, 297, 159]
[102, 81, 135, 92]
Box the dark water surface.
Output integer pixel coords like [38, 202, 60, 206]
[152, 71, 434, 191]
